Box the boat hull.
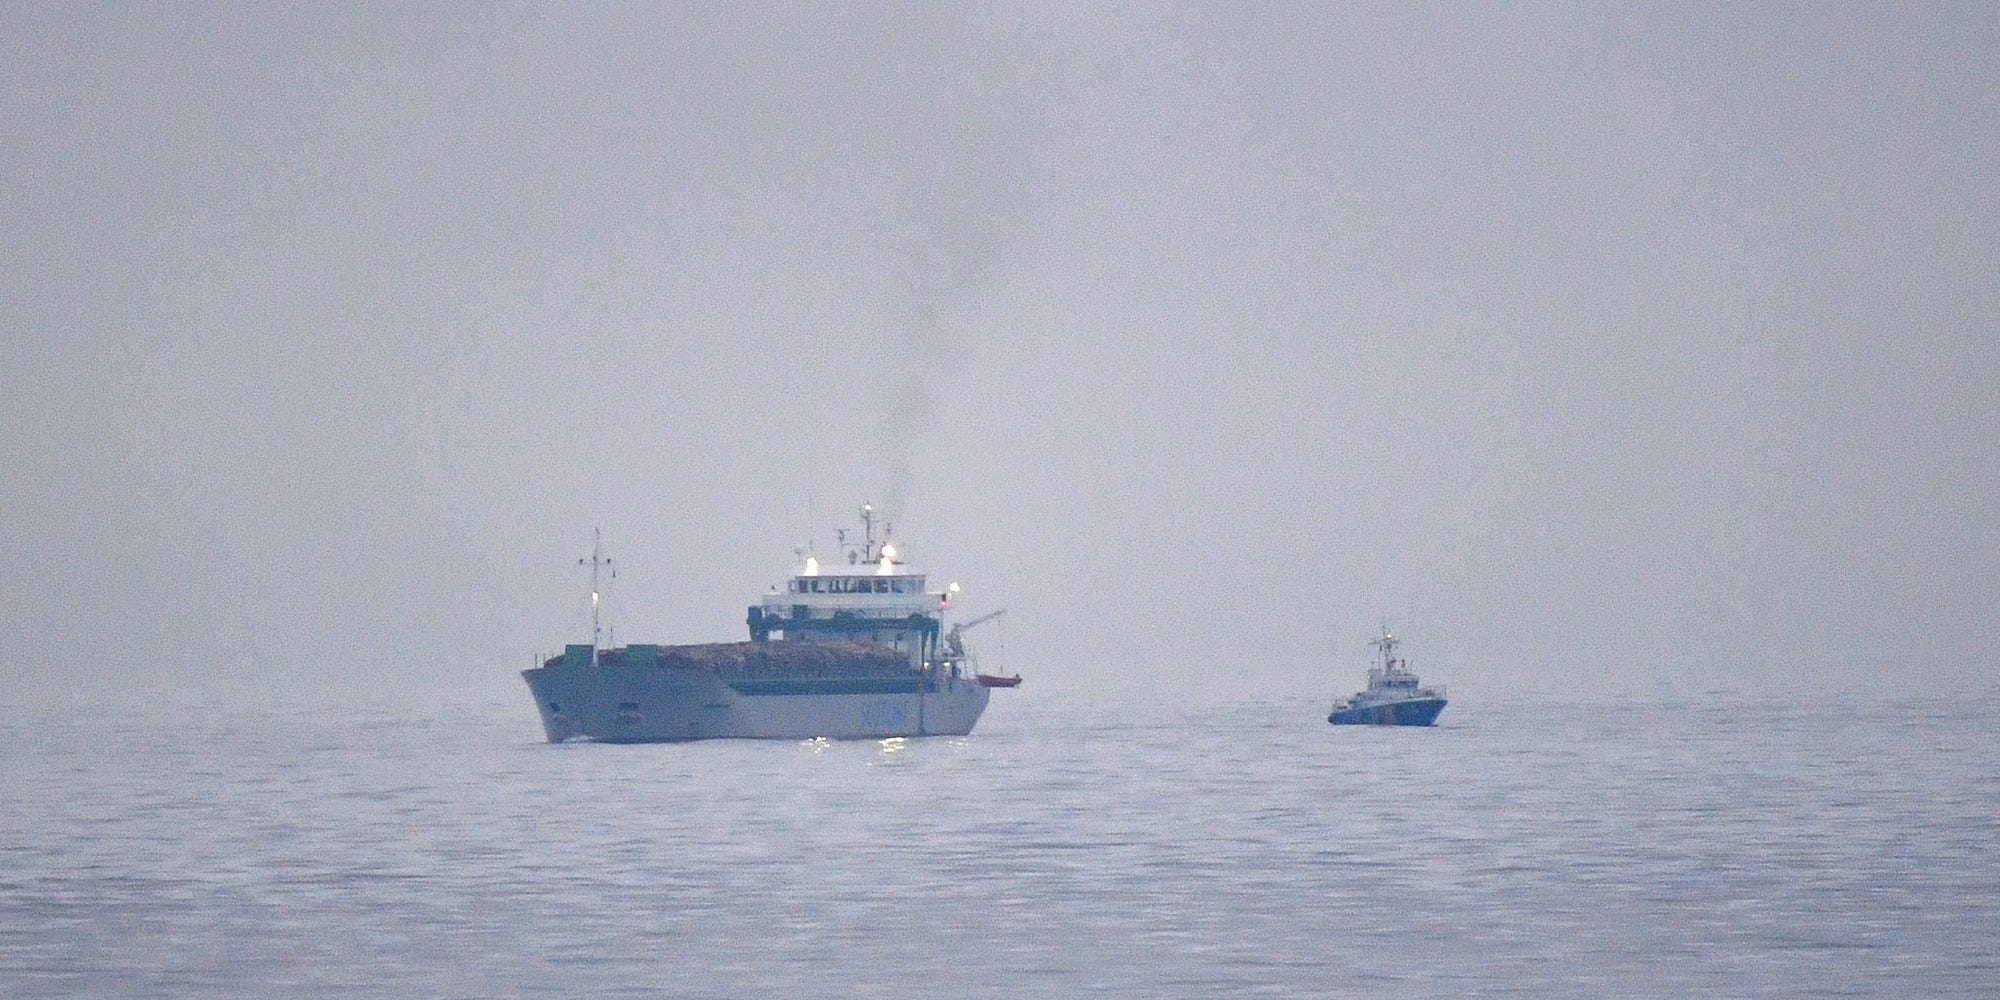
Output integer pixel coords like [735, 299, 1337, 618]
[522, 661, 991, 742]
[1328, 697, 1447, 727]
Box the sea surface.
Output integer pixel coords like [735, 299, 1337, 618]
[3, 684, 1995, 998]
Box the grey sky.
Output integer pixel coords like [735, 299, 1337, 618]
[3, 4, 1994, 706]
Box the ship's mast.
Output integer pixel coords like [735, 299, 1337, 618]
[1371, 626, 1400, 672]
[580, 528, 613, 669]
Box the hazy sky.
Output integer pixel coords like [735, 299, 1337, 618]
[4, 4, 1995, 706]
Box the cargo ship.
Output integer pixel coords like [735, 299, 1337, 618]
[522, 504, 1013, 742]
[1327, 627, 1447, 726]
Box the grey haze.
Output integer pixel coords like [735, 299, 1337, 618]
[2, 4, 1996, 708]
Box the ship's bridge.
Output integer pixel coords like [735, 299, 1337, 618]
[755, 558, 943, 623]
[745, 505, 953, 665]
[783, 569, 929, 598]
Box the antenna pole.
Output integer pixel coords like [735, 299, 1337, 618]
[1371, 625, 1399, 672]
[581, 528, 613, 669]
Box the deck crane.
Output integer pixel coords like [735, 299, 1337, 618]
[945, 609, 1005, 657]
[942, 609, 1021, 688]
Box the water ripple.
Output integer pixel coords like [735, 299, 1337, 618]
[0, 694, 1994, 997]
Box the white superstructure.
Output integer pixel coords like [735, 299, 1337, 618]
[748, 502, 961, 669]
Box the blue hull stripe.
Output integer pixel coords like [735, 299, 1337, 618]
[1328, 698, 1446, 726]
[726, 676, 923, 696]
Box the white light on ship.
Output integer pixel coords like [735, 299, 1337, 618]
[876, 554, 894, 575]
[882, 542, 897, 560]
[803, 555, 820, 576]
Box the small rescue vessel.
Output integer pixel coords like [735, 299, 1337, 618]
[1327, 627, 1447, 726]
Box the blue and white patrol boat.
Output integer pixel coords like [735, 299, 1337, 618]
[522, 504, 1013, 742]
[1327, 627, 1447, 726]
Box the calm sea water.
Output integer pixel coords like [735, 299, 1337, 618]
[3, 683, 1995, 998]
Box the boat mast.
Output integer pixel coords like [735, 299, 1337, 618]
[581, 528, 613, 669]
[1372, 626, 1399, 672]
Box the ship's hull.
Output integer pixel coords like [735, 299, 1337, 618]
[1328, 697, 1446, 727]
[522, 661, 991, 742]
